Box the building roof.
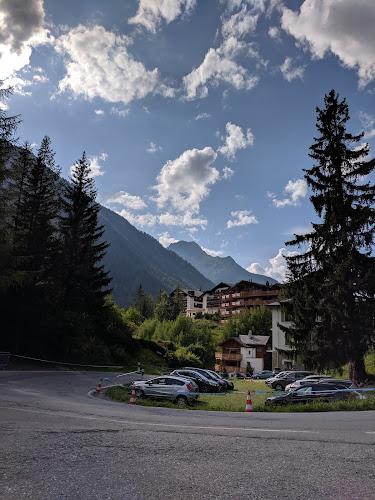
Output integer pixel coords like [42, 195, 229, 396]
[219, 334, 270, 347]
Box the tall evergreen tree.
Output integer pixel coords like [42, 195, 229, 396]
[132, 283, 154, 319]
[58, 152, 111, 352]
[0, 82, 22, 291]
[283, 90, 375, 382]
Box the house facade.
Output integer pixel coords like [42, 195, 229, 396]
[179, 289, 204, 317]
[220, 280, 281, 323]
[201, 282, 232, 315]
[268, 301, 305, 371]
[215, 333, 271, 374]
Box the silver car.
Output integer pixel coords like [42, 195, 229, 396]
[128, 375, 199, 405]
[285, 375, 334, 392]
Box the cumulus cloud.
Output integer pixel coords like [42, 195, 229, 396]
[268, 179, 307, 208]
[159, 231, 179, 248]
[147, 141, 162, 153]
[280, 56, 305, 82]
[247, 248, 300, 282]
[153, 147, 219, 213]
[202, 247, 224, 257]
[281, 0, 375, 89]
[55, 25, 174, 104]
[128, 0, 196, 34]
[94, 109, 104, 116]
[106, 191, 147, 210]
[268, 26, 281, 40]
[218, 122, 254, 160]
[222, 166, 234, 179]
[227, 210, 258, 228]
[221, 4, 258, 39]
[158, 211, 207, 229]
[0, 0, 51, 79]
[194, 112, 211, 120]
[117, 209, 158, 227]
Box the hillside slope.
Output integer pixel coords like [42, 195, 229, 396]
[99, 207, 214, 308]
[168, 241, 278, 286]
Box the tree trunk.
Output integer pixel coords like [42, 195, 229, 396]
[348, 357, 368, 385]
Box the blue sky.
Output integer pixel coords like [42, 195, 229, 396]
[2, 0, 375, 282]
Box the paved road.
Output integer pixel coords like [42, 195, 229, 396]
[1, 371, 374, 500]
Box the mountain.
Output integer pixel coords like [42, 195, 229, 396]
[98, 207, 214, 308]
[168, 241, 278, 286]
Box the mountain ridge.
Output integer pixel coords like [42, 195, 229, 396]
[168, 240, 278, 286]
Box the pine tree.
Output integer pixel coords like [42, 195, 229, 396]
[58, 152, 112, 351]
[283, 90, 375, 382]
[132, 283, 154, 319]
[0, 82, 22, 291]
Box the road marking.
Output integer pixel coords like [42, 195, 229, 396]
[0, 406, 314, 434]
[365, 431, 375, 434]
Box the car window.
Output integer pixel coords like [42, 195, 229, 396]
[168, 378, 185, 386]
[153, 378, 167, 384]
[296, 386, 313, 394]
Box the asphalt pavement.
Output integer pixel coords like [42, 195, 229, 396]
[1, 370, 374, 500]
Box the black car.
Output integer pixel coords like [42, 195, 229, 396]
[205, 369, 234, 390]
[265, 383, 363, 406]
[170, 369, 220, 393]
[184, 367, 228, 391]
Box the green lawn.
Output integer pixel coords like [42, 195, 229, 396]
[105, 378, 375, 412]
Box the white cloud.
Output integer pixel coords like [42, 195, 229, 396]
[194, 112, 211, 120]
[128, 0, 196, 34]
[247, 248, 300, 282]
[147, 141, 162, 153]
[159, 231, 179, 248]
[55, 25, 174, 104]
[268, 26, 281, 40]
[32, 74, 48, 83]
[94, 109, 105, 116]
[281, 0, 375, 89]
[202, 247, 224, 257]
[0, 0, 52, 80]
[107, 191, 147, 210]
[153, 146, 219, 213]
[221, 4, 258, 39]
[158, 211, 208, 229]
[227, 210, 258, 228]
[117, 209, 158, 227]
[268, 179, 307, 208]
[280, 57, 305, 82]
[218, 122, 254, 160]
[222, 166, 234, 179]
[182, 41, 258, 100]
[111, 107, 129, 118]
[360, 111, 375, 139]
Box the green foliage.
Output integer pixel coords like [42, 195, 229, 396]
[124, 306, 143, 326]
[283, 90, 375, 382]
[132, 284, 154, 319]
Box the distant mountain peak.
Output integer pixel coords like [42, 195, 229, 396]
[168, 240, 277, 286]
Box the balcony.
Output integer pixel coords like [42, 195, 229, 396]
[215, 365, 246, 373]
[215, 352, 242, 361]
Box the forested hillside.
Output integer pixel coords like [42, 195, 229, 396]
[99, 207, 214, 308]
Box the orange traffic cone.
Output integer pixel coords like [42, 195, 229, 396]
[245, 390, 253, 412]
[129, 387, 136, 405]
[95, 379, 102, 394]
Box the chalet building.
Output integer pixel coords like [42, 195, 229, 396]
[220, 280, 281, 323]
[215, 333, 271, 374]
[179, 289, 204, 317]
[268, 301, 307, 371]
[201, 282, 232, 315]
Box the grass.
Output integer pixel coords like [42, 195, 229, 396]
[104, 378, 375, 412]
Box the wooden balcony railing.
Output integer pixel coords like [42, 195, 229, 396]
[214, 365, 246, 373]
[215, 352, 242, 361]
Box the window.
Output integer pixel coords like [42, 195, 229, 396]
[281, 310, 293, 322]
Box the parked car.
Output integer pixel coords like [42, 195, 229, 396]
[204, 369, 234, 390]
[285, 375, 335, 392]
[170, 369, 220, 393]
[265, 383, 364, 406]
[128, 375, 199, 405]
[267, 371, 315, 391]
[252, 370, 273, 380]
[184, 367, 228, 391]
[265, 371, 293, 387]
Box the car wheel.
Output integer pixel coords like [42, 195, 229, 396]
[175, 396, 188, 406]
[274, 383, 284, 391]
[201, 385, 208, 393]
[135, 389, 144, 398]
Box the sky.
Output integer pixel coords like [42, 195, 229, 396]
[1, 0, 375, 282]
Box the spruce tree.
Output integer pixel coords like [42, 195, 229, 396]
[58, 152, 111, 352]
[283, 90, 375, 382]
